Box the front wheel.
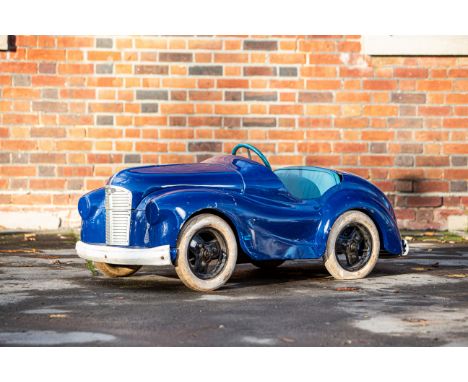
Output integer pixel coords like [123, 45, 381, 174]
[94, 262, 141, 278]
[323, 211, 380, 280]
[175, 214, 238, 292]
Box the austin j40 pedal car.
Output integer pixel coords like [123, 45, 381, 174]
[76, 143, 409, 291]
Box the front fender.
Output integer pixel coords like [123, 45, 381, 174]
[134, 188, 239, 261]
[79, 188, 106, 244]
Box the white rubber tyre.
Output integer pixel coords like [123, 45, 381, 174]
[323, 210, 380, 280]
[94, 262, 141, 278]
[175, 214, 238, 292]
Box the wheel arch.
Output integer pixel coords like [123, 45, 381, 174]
[317, 186, 403, 257]
[326, 205, 402, 256]
[180, 207, 250, 263]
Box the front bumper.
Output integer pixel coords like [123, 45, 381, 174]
[75, 241, 172, 266]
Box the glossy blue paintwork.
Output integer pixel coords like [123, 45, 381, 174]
[79, 154, 403, 263]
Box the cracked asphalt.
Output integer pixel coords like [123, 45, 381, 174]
[0, 231, 467, 346]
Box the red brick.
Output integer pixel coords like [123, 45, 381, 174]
[269, 105, 303, 114]
[444, 144, 468, 154]
[58, 64, 94, 74]
[87, 51, 121, 61]
[31, 127, 66, 138]
[419, 106, 451, 116]
[214, 104, 248, 115]
[336, 92, 371, 102]
[454, 81, 468, 91]
[134, 38, 167, 49]
[445, 169, 468, 180]
[407, 196, 442, 207]
[334, 143, 367, 153]
[30, 179, 67, 190]
[363, 80, 397, 90]
[0, 166, 36, 176]
[188, 39, 222, 50]
[306, 156, 340, 166]
[188, 117, 222, 127]
[394, 68, 428, 78]
[189, 91, 222, 101]
[270, 53, 306, 64]
[416, 156, 450, 167]
[57, 141, 92, 151]
[297, 142, 331, 153]
[299, 40, 336, 52]
[417, 80, 452, 91]
[60, 89, 96, 99]
[447, 94, 468, 104]
[3, 113, 38, 125]
[270, 79, 303, 89]
[395, 209, 416, 220]
[89, 103, 123, 113]
[301, 66, 337, 77]
[161, 104, 195, 114]
[27, 49, 66, 61]
[309, 54, 341, 64]
[443, 118, 468, 128]
[57, 36, 94, 47]
[243, 66, 276, 76]
[217, 79, 249, 88]
[87, 77, 123, 87]
[363, 105, 398, 116]
[3, 88, 41, 99]
[414, 181, 449, 193]
[454, 106, 468, 116]
[338, 41, 360, 52]
[214, 53, 248, 63]
[299, 118, 331, 128]
[0, 62, 37, 73]
[339, 67, 373, 77]
[448, 69, 468, 77]
[360, 156, 394, 166]
[306, 80, 341, 90]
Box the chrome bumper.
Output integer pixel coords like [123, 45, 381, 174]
[75, 241, 172, 266]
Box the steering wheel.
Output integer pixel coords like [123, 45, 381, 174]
[231, 143, 272, 170]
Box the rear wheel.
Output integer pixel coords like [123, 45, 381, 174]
[323, 211, 380, 280]
[175, 214, 238, 292]
[94, 262, 141, 278]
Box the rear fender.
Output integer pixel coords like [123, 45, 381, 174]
[315, 187, 403, 257]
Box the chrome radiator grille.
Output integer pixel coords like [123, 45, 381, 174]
[105, 186, 132, 246]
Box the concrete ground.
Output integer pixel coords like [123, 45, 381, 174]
[0, 231, 467, 346]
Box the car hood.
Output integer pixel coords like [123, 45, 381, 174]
[109, 162, 244, 209]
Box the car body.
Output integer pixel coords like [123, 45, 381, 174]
[76, 143, 407, 291]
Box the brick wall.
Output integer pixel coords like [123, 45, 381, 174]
[0, 35, 467, 230]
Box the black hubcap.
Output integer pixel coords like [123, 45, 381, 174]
[188, 228, 228, 280]
[335, 223, 373, 271]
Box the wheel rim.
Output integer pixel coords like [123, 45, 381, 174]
[334, 223, 373, 271]
[187, 228, 228, 280]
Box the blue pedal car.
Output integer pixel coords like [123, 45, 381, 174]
[76, 143, 408, 291]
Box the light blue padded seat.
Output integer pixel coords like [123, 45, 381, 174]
[274, 167, 341, 199]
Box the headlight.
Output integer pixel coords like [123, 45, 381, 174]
[78, 196, 91, 220]
[145, 201, 160, 225]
